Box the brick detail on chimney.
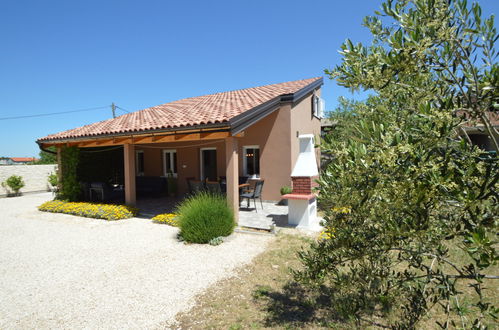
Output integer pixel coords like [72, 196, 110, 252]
[291, 175, 319, 195]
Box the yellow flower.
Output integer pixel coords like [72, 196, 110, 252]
[152, 213, 178, 226]
[331, 206, 352, 214]
[318, 228, 336, 240]
[38, 200, 138, 220]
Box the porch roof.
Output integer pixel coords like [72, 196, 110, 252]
[38, 77, 323, 144]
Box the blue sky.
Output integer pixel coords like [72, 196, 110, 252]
[1, 0, 498, 157]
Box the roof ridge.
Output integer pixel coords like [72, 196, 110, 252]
[199, 77, 322, 97]
[134, 77, 321, 113]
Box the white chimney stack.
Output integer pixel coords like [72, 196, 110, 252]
[291, 134, 318, 177]
[282, 134, 322, 231]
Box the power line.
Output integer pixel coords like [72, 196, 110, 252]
[0, 105, 110, 121]
[116, 106, 130, 113]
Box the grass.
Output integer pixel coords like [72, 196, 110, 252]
[171, 230, 498, 329]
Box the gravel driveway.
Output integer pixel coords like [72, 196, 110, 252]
[0, 193, 272, 329]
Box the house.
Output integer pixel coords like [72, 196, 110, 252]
[0, 157, 37, 165]
[458, 110, 499, 153]
[37, 77, 324, 221]
[11, 157, 37, 164]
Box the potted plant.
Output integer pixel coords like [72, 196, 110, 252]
[279, 185, 292, 205]
[167, 171, 177, 197]
[2, 175, 25, 197]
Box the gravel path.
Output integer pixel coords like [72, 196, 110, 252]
[0, 193, 272, 329]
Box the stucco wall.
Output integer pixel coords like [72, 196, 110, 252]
[134, 88, 321, 201]
[290, 90, 322, 172]
[0, 164, 57, 196]
[239, 104, 292, 200]
[135, 140, 226, 195]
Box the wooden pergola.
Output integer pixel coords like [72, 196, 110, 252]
[39, 127, 242, 222]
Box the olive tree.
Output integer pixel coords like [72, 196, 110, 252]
[295, 0, 498, 328]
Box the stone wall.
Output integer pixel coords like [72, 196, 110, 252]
[0, 164, 57, 196]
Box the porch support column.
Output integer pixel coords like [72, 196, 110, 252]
[225, 136, 239, 223]
[124, 143, 136, 206]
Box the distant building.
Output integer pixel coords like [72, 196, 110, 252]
[0, 157, 14, 165]
[0, 157, 38, 165]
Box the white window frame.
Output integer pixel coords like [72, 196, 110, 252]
[200, 147, 217, 181]
[135, 150, 144, 176]
[162, 149, 177, 178]
[242, 145, 260, 178]
[313, 95, 325, 119]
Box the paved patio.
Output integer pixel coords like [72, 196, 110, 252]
[137, 196, 290, 231]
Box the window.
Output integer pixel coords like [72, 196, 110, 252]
[243, 146, 260, 177]
[136, 150, 145, 176]
[312, 95, 325, 119]
[163, 149, 177, 177]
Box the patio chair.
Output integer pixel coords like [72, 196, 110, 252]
[205, 180, 222, 194]
[188, 179, 205, 195]
[239, 179, 264, 212]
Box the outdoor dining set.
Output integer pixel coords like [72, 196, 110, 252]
[83, 176, 265, 212]
[187, 177, 265, 211]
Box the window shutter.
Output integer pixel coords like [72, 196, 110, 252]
[319, 98, 325, 119]
[313, 96, 318, 117]
[312, 96, 325, 119]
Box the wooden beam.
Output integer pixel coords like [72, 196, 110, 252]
[200, 131, 231, 140]
[175, 132, 201, 141]
[133, 136, 154, 144]
[46, 130, 231, 148]
[153, 135, 176, 143]
[77, 140, 101, 148]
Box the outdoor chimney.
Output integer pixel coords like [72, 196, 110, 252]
[283, 134, 321, 230]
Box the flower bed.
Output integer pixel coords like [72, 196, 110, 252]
[151, 213, 178, 227]
[38, 200, 138, 220]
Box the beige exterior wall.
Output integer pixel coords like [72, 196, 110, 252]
[238, 104, 292, 200]
[290, 90, 322, 171]
[135, 140, 225, 196]
[134, 88, 321, 201]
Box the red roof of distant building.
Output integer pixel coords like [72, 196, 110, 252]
[38, 77, 322, 142]
[11, 157, 36, 162]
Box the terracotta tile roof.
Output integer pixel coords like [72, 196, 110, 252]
[11, 157, 37, 162]
[38, 77, 322, 142]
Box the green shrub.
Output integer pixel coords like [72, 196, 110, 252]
[280, 185, 292, 195]
[209, 236, 224, 246]
[48, 172, 58, 187]
[2, 175, 25, 196]
[177, 192, 235, 243]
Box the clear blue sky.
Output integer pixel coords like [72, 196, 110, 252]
[1, 0, 498, 157]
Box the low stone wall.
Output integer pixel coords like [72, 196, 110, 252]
[0, 164, 57, 197]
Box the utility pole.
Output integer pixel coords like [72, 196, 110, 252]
[111, 102, 116, 118]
